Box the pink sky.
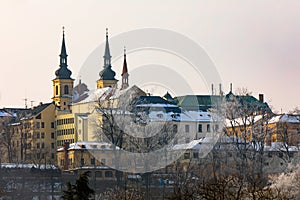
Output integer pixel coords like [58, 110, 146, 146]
[0, 1, 299, 113]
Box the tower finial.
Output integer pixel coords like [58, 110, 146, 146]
[62, 26, 65, 35]
[124, 46, 126, 56]
[106, 28, 108, 37]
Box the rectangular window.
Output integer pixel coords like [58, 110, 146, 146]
[173, 124, 178, 133]
[42, 143, 45, 148]
[207, 124, 211, 133]
[51, 122, 55, 128]
[185, 125, 189, 133]
[91, 158, 96, 165]
[198, 124, 202, 132]
[80, 158, 85, 166]
[96, 171, 102, 177]
[51, 143, 55, 149]
[101, 158, 106, 165]
[51, 132, 55, 139]
[37, 153, 40, 159]
[41, 132, 45, 139]
[36, 122, 40, 129]
[215, 124, 219, 132]
[36, 132, 40, 139]
[51, 153, 55, 159]
[105, 171, 113, 177]
[41, 122, 45, 128]
[193, 152, 199, 159]
[36, 143, 40, 149]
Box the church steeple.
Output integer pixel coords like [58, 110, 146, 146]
[97, 28, 118, 89]
[103, 28, 111, 68]
[55, 27, 72, 79]
[60, 27, 68, 67]
[52, 27, 74, 110]
[121, 47, 129, 90]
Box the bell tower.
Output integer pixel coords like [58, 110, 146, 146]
[97, 28, 118, 89]
[52, 27, 74, 110]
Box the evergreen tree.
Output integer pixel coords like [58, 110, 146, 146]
[61, 171, 94, 200]
[61, 182, 74, 200]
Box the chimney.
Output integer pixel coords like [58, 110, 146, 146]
[259, 94, 264, 102]
[63, 142, 70, 170]
[230, 83, 232, 93]
[39, 102, 43, 106]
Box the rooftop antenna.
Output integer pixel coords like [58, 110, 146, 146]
[23, 98, 28, 109]
[211, 84, 214, 95]
[30, 100, 35, 108]
[230, 83, 232, 93]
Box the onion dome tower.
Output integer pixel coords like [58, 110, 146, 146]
[52, 27, 74, 110]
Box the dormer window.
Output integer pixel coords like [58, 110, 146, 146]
[157, 114, 163, 118]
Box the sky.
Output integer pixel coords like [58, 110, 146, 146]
[0, 0, 299, 113]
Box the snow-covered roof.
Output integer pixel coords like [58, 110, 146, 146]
[136, 103, 177, 108]
[0, 163, 57, 169]
[73, 87, 112, 104]
[147, 111, 181, 121]
[0, 109, 13, 117]
[57, 141, 120, 151]
[171, 137, 219, 150]
[264, 142, 299, 152]
[172, 139, 203, 150]
[269, 114, 300, 124]
[181, 111, 214, 122]
[225, 115, 263, 127]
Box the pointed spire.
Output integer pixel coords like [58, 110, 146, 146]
[121, 47, 128, 76]
[121, 46, 129, 90]
[55, 27, 72, 79]
[60, 26, 68, 67]
[103, 28, 111, 68]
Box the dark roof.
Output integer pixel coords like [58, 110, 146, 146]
[55, 67, 72, 79]
[225, 93, 270, 112]
[3, 108, 31, 118]
[99, 65, 117, 80]
[175, 94, 270, 112]
[31, 103, 52, 116]
[175, 95, 222, 111]
[74, 81, 89, 96]
[134, 96, 180, 113]
[163, 92, 173, 100]
[135, 96, 176, 105]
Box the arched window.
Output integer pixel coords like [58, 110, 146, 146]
[55, 85, 58, 95]
[64, 85, 69, 94]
